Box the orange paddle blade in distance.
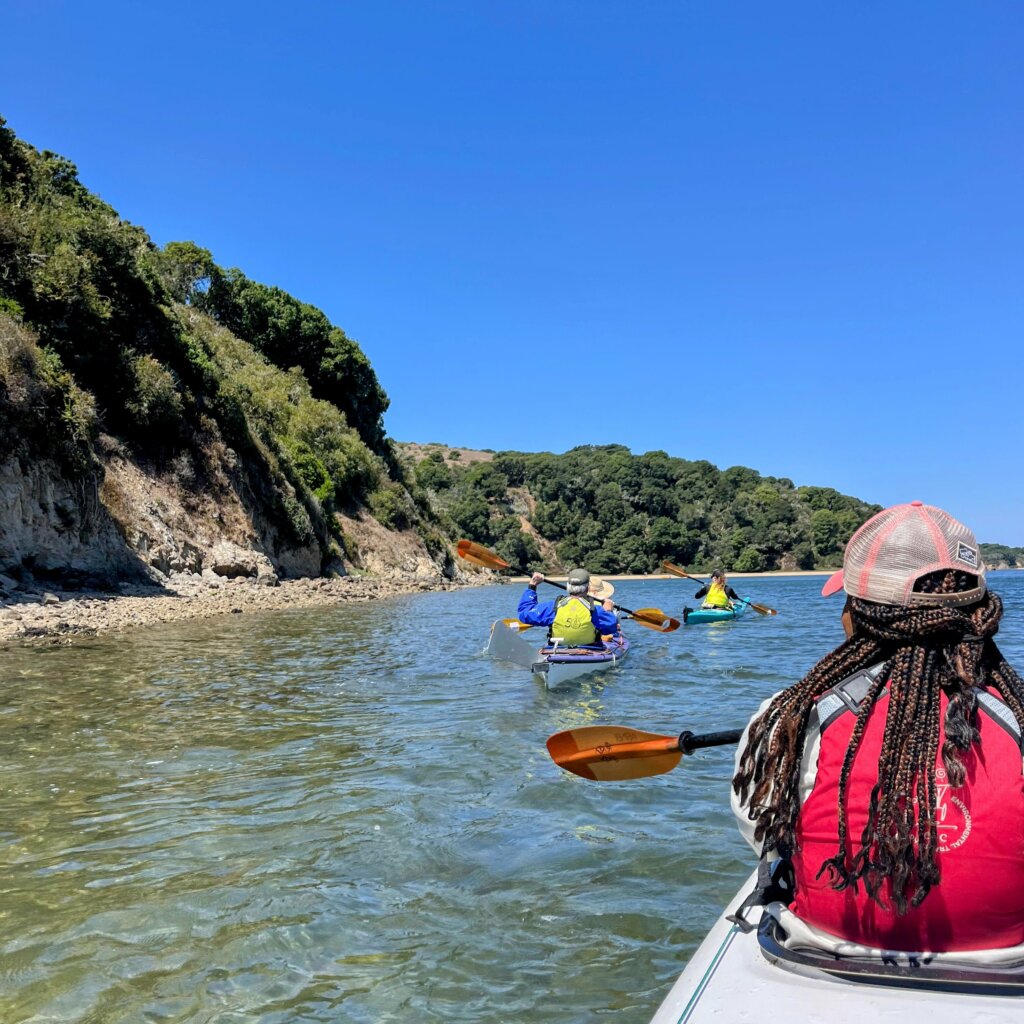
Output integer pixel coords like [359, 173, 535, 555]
[546, 725, 682, 781]
[661, 560, 702, 582]
[456, 539, 511, 570]
[630, 608, 680, 633]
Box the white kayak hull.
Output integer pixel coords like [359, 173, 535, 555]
[483, 620, 629, 690]
[650, 870, 1024, 1023]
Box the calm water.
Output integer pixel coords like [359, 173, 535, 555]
[2, 573, 1023, 1023]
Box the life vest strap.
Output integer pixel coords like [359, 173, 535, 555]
[816, 663, 1023, 753]
[976, 690, 1024, 753]
[816, 663, 887, 732]
[727, 855, 796, 934]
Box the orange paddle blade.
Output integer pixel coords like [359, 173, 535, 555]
[661, 560, 701, 581]
[745, 601, 778, 616]
[501, 618, 534, 631]
[547, 726, 683, 781]
[457, 539, 511, 570]
[630, 608, 681, 633]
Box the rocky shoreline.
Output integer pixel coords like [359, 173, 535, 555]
[0, 570, 490, 646]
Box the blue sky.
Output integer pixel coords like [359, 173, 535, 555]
[5, 2, 1023, 541]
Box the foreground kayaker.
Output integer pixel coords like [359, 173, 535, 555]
[694, 569, 741, 610]
[731, 501, 1024, 953]
[518, 568, 618, 644]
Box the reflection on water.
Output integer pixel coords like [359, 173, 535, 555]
[1, 574, 1022, 1022]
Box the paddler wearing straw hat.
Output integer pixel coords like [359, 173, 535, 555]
[517, 568, 619, 645]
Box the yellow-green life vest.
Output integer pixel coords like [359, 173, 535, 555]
[702, 580, 731, 609]
[551, 596, 598, 645]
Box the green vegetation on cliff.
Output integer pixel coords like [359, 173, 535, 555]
[0, 117, 433, 576]
[409, 444, 882, 574]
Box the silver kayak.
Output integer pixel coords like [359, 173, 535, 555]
[650, 870, 1024, 1023]
[483, 619, 629, 690]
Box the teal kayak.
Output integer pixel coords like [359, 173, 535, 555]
[683, 599, 751, 624]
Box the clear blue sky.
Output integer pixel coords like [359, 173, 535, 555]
[5, 2, 1023, 542]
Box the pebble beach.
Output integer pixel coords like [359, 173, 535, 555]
[0, 570, 482, 645]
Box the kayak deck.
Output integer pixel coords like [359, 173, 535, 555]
[650, 870, 1023, 1023]
[683, 601, 750, 624]
[484, 620, 629, 689]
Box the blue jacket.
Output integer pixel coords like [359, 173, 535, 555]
[517, 588, 620, 635]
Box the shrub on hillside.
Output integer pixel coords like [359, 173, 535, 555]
[368, 483, 415, 531]
[0, 314, 96, 473]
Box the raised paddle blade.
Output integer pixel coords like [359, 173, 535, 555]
[661, 560, 703, 582]
[456, 539, 511, 570]
[547, 726, 682, 781]
[501, 618, 534, 631]
[628, 607, 681, 633]
[660, 560, 689, 578]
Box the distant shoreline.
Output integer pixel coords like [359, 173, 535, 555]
[510, 567, 1024, 583]
[510, 570, 834, 582]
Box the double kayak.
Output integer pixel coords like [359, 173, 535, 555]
[484, 619, 629, 689]
[683, 600, 751, 624]
[650, 869, 1024, 1023]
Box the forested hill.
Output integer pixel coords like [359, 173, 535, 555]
[401, 443, 883, 574]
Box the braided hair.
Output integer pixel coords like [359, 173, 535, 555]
[732, 570, 1024, 915]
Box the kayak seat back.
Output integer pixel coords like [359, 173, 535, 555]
[757, 908, 1024, 996]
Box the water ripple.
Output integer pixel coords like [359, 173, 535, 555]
[0, 575, 1021, 1022]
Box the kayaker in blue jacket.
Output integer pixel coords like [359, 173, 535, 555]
[518, 568, 619, 645]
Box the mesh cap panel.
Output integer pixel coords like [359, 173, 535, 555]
[842, 502, 985, 607]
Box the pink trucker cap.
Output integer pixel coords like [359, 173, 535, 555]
[821, 501, 986, 607]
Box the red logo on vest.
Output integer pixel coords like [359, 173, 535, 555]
[935, 767, 972, 852]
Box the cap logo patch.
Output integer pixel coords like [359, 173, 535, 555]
[957, 543, 978, 568]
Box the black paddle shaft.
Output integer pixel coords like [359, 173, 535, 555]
[678, 728, 743, 753]
[529, 573, 651, 621]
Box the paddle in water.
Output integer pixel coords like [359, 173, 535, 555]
[457, 540, 680, 632]
[546, 724, 743, 781]
[661, 560, 778, 616]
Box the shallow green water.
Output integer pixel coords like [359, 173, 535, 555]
[2, 573, 1022, 1023]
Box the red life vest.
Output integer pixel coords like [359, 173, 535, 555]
[793, 676, 1024, 951]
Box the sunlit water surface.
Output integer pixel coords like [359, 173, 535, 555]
[2, 573, 1022, 1023]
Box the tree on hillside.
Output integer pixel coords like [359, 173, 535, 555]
[198, 265, 389, 452]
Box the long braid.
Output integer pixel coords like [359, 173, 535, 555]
[733, 571, 1024, 914]
[735, 634, 881, 851]
[817, 664, 890, 890]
